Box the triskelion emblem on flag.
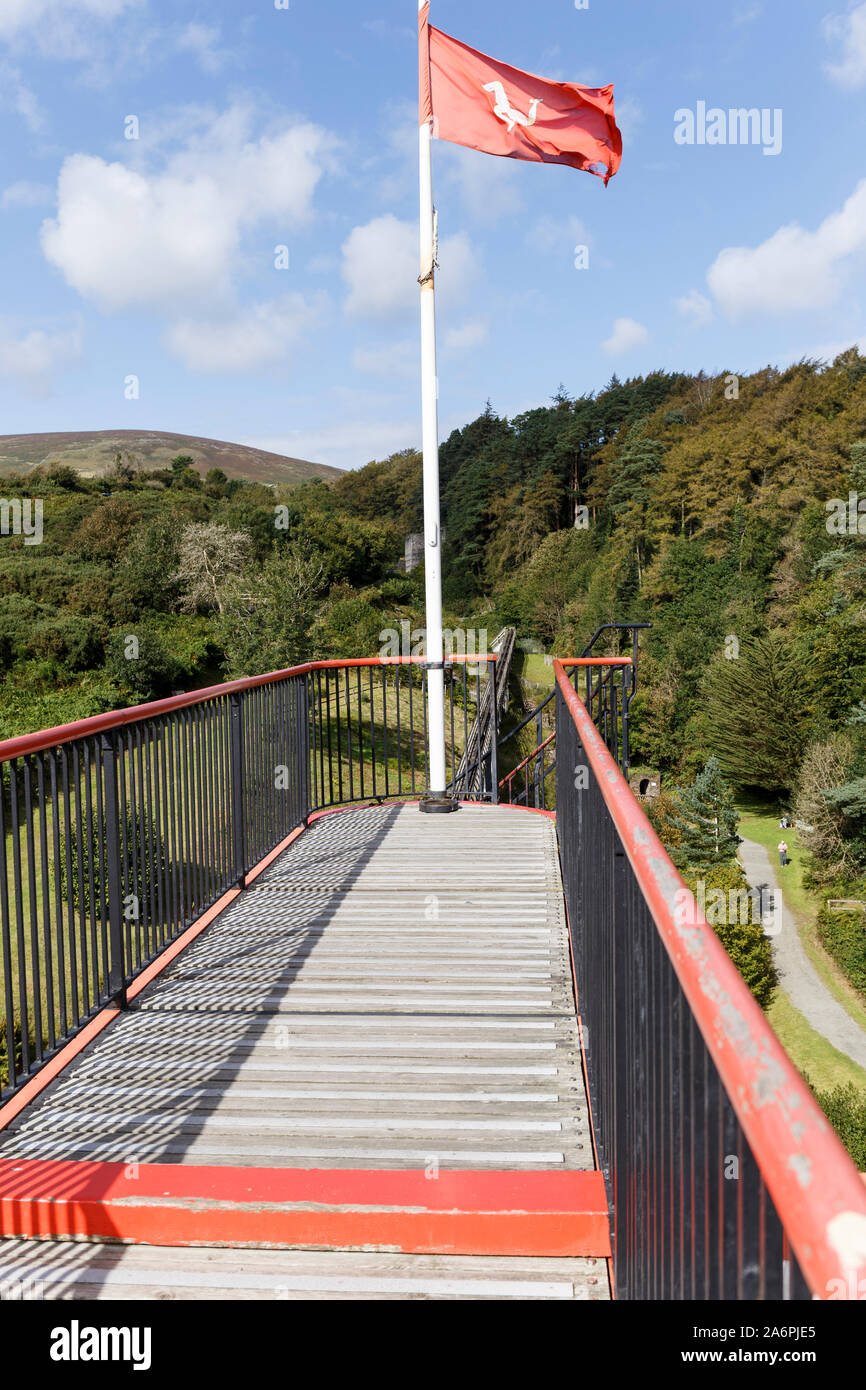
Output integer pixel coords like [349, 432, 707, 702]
[482, 82, 543, 133]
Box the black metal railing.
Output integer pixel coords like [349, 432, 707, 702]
[0, 670, 309, 1098]
[0, 656, 499, 1099]
[497, 622, 651, 803]
[307, 657, 499, 810]
[554, 660, 866, 1301]
[499, 652, 634, 808]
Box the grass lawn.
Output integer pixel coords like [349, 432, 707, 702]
[515, 653, 556, 688]
[767, 989, 866, 1092]
[737, 796, 866, 1092]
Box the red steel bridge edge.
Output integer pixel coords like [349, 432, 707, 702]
[553, 659, 866, 1299]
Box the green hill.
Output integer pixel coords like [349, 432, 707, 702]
[0, 429, 339, 487]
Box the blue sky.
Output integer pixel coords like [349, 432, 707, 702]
[1, 0, 865, 470]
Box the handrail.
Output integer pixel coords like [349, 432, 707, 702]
[0, 653, 501, 1098]
[553, 658, 866, 1299]
[498, 655, 632, 751]
[580, 620, 652, 653]
[498, 731, 555, 790]
[0, 654, 497, 762]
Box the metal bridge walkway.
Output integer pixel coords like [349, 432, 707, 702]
[0, 802, 610, 1300]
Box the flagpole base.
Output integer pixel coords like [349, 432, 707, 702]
[419, 792, 459, 814]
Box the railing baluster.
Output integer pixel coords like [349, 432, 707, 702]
[394, 665, 402, 798]
[408, 666, 415, 796]
[82, 742, 100, 1008]
[158, 720, 174, 946]
[178, 710, 193, 924]
[382, 667, 389, 800]
[116, 730, 133, 981]
[448, 665, 455, 791]
[345, 666, 354, 803]
[489, 662, 499, 804]
[195, 706, 209, 910]
[229, 693, 246, 883]
[48, 751, 67, 1042]
[461, 663, 468, 800]
[61, 748, 81, 1026]
[335, 668, 344, 805]
[22, 757, 43, 1065]
[368, 667, 377, 796]
[0, 769, 17, 1092]
[166, 714, 182, 931]
[36, 755, 55, 1054]
[100, 731, 126, 1007]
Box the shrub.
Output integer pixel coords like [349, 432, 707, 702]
[104, 627, 182, 702]
[811, 1081, 866, 1169]
[58, 805, 166, 919]
[680, 859, 778, 1009]
[816, 905, 866, 1000]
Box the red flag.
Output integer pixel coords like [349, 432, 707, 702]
[419, 2, 621, 185]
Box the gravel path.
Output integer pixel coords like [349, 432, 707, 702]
[738, 836, 866, 1071]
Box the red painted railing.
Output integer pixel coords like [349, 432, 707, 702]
[499, 732, 555, 798]
[0, 654, 497, 761]
[554, 658, 866, 1300]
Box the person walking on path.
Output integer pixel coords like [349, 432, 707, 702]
[778, 839, 788, 867]
[738, 834, 866, 1068]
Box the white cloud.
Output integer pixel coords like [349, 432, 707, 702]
[352, 340, 418, 378]
[0, 60, 42, 129]
[41, 109, 335, 312]
[444, 318, 489, 352]
[0, 318, 83, 390]
[1, 180, 53, 208]
[341, 214, 478, 321]
[0, 0, 139, 62]
[166, 295, 323, 373]
[0, 0, 133, 36]
[602, 317, 648, 355]
[823, 4, 866, 89]
[42, 155, 237, 309]
[676, 289, 713, 326]
[176, 22, 227, 75]
[38, 106, 337, 372]
[706, 179, 866, 317]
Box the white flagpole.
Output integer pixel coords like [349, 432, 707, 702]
[418, 1, 453, 812]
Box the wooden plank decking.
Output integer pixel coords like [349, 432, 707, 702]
[0, 802, 609, 1299]
[0, 1239, 608, 1301]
